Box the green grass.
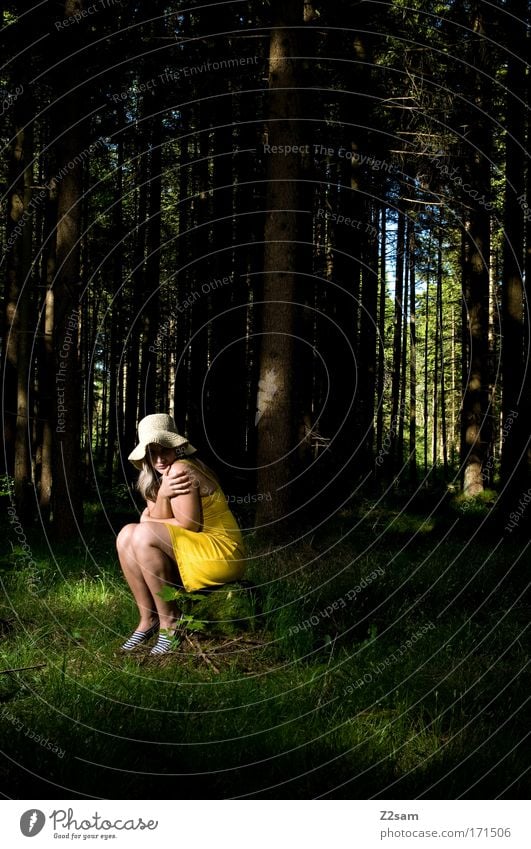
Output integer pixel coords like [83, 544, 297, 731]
[0, 499, 529, 799]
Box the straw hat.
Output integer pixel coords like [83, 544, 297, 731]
[128, 414, 197, 469]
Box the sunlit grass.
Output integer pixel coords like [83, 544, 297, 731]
[0, 504, 528, 799]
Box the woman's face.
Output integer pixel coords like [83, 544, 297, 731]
[147, 443, 177, 472]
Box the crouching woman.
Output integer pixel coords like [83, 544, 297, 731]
[117, 414, 245, 655]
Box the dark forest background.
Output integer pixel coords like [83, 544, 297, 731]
[2, 0, 530, 543]
[0, 0, 530, 802]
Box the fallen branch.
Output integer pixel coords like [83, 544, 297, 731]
[209, 636, 245, 652]
[184, 634, 220, 674]
[0, 663, 46, 675]
[209, 636, 269, 654]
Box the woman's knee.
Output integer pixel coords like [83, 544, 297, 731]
[116, 523, 138, 551]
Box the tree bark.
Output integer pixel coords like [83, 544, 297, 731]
[437, 226, 448, 478]
[460, 7, 493, 496]
[51, 0, 86, 537]
[105, 135, 124, 481]
[387, 207, 405, 477]
[123, 122, 148, 472]
[138, 103, 162, 421]
[423, 260, 430, 476]
[255, 0, 303, 529]
[408, 219, 417, 484]
[358, 204, 379, 475]
[376, 207, 387, 464]
[37, 175, 59, 517]
[500, 0, 526, 494]
[1, 78, 36, 517]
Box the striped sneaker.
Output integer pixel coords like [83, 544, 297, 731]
[121, 620, 159, 651]
[149, 622, 184, 655]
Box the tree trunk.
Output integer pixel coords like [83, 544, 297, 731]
[387, 206, 405, 477]
[2, 98, 32, 484]
[138, 104, 162, 421]
[398, 225, 409, 469]
[437, 226, 448, 478]
[10, 97, 34, 519]
[376, 208, 387, 462]
[460, 7, 493, 496]
[461, 215, 491, 495]
[123, 125, 148, 472]
[2, 94, 33, 500]
[433, 241, 440, 473]
[423, 268, 430, 477]
[51, 0, 86, 537]
[38, 176, 59, 517]
[255, 0, 303, 529]
[408, 219, 417, 484]
[358, 204, 379, 475]
[500, 0, 526, 495]
[105, 135, 124, 481]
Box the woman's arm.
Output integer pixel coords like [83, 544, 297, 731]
[142, 515, 195, 527]
[144, 462, 202, 531]
[148, 465, 192, 519]
[167, 462, 202, 531]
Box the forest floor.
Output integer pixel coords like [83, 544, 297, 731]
[0, 492, 529, 800]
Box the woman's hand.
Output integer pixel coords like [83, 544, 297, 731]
[157, 466, 192, 500]
[144, 463, 201, 530]
[148, 465, 192, 520]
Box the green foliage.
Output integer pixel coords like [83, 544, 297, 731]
[177, 615, 206, 633]
[157, 583, 258, 636]
[0, 475, 14, 497]
[0, 511, 527, 798]
[452, 489, 498, 516]
[111, 483, 133, 504]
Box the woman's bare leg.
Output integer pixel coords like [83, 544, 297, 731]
[116, 524, 159, 631]
[129, 523, 182, 632]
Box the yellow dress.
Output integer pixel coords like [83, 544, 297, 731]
[164, 460, 245, 592]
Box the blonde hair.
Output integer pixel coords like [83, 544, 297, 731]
[136, 463, 160, 502]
